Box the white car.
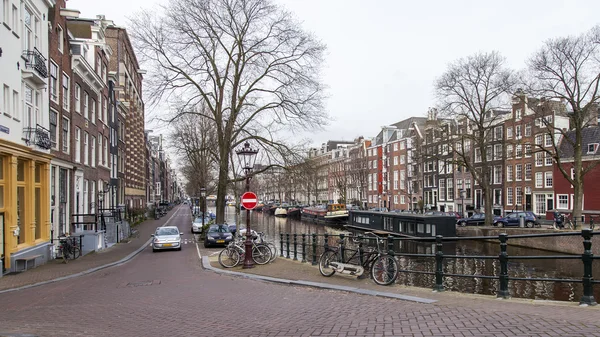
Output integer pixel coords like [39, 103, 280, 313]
[191, 217, 208, 233]
[152, 226, 183, 252]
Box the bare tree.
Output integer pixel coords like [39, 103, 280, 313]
[347, 143, 369, 208]
[526, 26, 600, 220]
[130, 0, 327, 222]
[435, 51, 516, 225]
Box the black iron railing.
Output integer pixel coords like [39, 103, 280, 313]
[22, 47, 48, 78]
[279, 229, 599, 306]
[22, 124, 51, 150]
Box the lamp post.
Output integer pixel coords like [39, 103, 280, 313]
[236, 141, 259, 269]
[200, 187, 206, 229]
[460, 189, 466, 219]
[98, 182, 110, 231]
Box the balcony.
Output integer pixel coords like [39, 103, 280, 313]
[22, 124, 52, 150]
[22, 48, 48, 86]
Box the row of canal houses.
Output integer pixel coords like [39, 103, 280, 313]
[0, 0, 179, 273]
[260, 90, 600, 221]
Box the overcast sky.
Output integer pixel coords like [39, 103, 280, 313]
[70, 0, 600, 148]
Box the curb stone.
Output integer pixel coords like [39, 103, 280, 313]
[201, 256, 437, 304]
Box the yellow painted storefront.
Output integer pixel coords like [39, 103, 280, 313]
[0, 139, 51, 272]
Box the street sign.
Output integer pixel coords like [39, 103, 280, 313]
[241, 192, 258, 210]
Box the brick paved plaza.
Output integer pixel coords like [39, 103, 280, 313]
[1, 205, 599, 337]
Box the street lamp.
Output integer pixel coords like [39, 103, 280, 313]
[200, 187, 206, 230]
[98, 182, 110, 231]
[460, 189, 466, 219]
[236, 141, 259, 269]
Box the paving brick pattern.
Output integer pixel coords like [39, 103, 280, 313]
[0, 206, 599, 337]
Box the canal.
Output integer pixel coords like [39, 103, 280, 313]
[225, 207, 600, 302]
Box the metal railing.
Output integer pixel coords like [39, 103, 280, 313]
[22, 47, 48, 78]
[22, 124, 52, 150]
[279, 229, 599, 305]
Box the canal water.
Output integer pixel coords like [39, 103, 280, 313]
[225, 207, 600, 302]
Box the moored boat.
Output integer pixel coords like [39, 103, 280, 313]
[301, 203, 348, 224]
[274, 206, 288, 217]
[287, 207, 301, 219]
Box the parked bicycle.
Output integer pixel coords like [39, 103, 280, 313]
[58, 235, 81, 263]
[318, 232, 398, 286]
[553, 212, 574, 230]
[218, 235, 272, 268]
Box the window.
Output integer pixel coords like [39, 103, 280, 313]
[12, 90, 18, 120]
[535, 134, 543, 145]
[91, 98, 96, 123]
[545, 152, 553, 166]
[475, 148, 481, 162]
[439, 179, 446, 201]
[516, 125, 522, 138]
[515, 164, 522, 181]
[83, 92, 88, 119]
[2, 0, 8, 25]
[545, 172, 553, 188]
[75, 85, 81, 113]
[83, 132, 89, 165]
[393, 171, 398, 190]
[486, 146, 492, 161]
[98, 96, 103, 122]
[525, 143, 532, 157]
[535, 172, 543, 188]
[506, 165, 513, 181]
[393, 156, 398, 165]
[104, 136, 108, 166]
[400, 155, 405, 164]
[516, 144, 522, 158]
[400, 195, 405, 204]
[57, 25, 63, 53]
[75, 127, 81, 163]
[393, 143, 398, 151]
[50, 62, 58, 102]
[373, 160, 377, 169]
[525, 123, 532, 137]
[535, 152, 543, 167]
[24, 85, 34, 127]
[62, 117, 69, 153]
[465, 179, 471, 198]
[493, 189, 502, 205]
[507, 127, 513, 139]
[525, 163, 532, 181]
[516, 109, 522, 120]
[507, 187, 513, 205]
[587, 143, 598, 154]
[545, 134, 553, 147]
[516, 187, 523, 205]
[506, 145, 513, 159]
[494, 144, 502, 160]
[494, 166, 502, 184]
[447, 178, 454, 200]
[62, 73, 69, 110]
[50, 110, 57, 149]
[494, 126, 503, 140]
[91, 136, 96, 167]
[2, 85, 8, 116]
[557, 194, 568, 209]
[11, 5, 17, 33]
[98, 136, 103, 166]
[400, 142, 405, 150]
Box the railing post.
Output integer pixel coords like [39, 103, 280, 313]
[301, 234, 307, 263]
[311, 233, 318, 265]
[279, 233, 284, 257]
[433, 235, 444, 292]
[324, 233, 329, 252]
[293, 233, 298, 261]
[339, 234, 345, 262]
[497, 233, 510, 299]
[286, 233, 290, 258]
[358, 235, 364, 265]
[79, 235, 84, 258]
[580, 229, 597, 306]
[387, 235, 394, 256]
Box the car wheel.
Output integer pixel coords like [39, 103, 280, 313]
[204, 242, 209, 248]
[152, 248, 157, 253]
[460, 221, 467, 227]
[177, 247, 182, 251]
[525, 221, 534, 228]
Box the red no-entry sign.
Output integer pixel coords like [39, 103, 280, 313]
[241, 192, 258, 210]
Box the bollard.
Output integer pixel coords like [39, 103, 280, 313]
[574, 218, 578, 230]
[433, 235, 444, 292]
[301, 234, 307, 263]
[591, 217, 595, 231]
[279, 233, 284, 257]
[497, 233, 510, 299]
[339, 234, 345, 262]
[580, 229, 597, 306]
[286, 233, 290, 258]
[293, 234, 298, 261]
[311, 233, 318, 265]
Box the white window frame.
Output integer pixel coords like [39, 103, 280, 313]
[83, 132, 89, 165]
[62, 73, 70, 111]
[75, 84, 81, 113]
[506, 127, 513, 139]
[535, 152, 544, 167]
[50, 61, 59, 103]
[545, 134, 553, 147]
[545, 172, 553, 188]
[62, 117, 70, 153]
[535, 172, 543, 188]
[83, 92, 88, 120]
[90, 98, 96, 123]
[507, 187, 513, 205]
[57, 24, 63, 53]
[91, 136, 96, 167]
[506, 165, 513, 182]
[525, 163, 532, 181]
[557, 194, 569, 209]
[75, 127, 81, 163]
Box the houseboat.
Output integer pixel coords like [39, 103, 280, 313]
[347, 210, 457, 238]
[287, 206, 301, 219]
[301, 204, 348, 224]
[274, 204, 289, 217]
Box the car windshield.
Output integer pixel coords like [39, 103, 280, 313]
[156, 228, 179, 236]
[208, 225, 230, 233]
[193, 218, 204, 223]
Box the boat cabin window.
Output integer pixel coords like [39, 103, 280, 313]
[417, 223, 424, 233]
[426, 224, 431, 234]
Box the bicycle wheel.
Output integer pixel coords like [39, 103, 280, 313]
[218, 248, 240, 268]
[252, 244, 272, 265]
[371, 255, 398, 286]
[318, 250, 339, 277]
[265, 242, 278, 262]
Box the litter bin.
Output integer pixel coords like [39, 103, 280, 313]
[519, 214, 525, 228]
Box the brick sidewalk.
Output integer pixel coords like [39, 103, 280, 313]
[0, 207, 185, 292]
[208, 254, 600, 318]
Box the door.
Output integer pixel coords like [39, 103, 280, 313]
[0, 213, 4, 272]
[525, 194, 532, 212]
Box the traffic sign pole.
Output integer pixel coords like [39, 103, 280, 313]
[242, 188, 257, 268]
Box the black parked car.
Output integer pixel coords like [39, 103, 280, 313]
[493, 211, 540, 228]
[204, 224, 234, 248]
[457, 213, 502, 227]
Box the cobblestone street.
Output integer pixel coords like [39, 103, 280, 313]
[1, 205, 600, 337]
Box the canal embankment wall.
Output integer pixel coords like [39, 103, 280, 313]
[457, 227, 598, 255]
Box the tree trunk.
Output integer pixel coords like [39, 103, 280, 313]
[215, 154, 230, 224]
[483, 187, 493, 226]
